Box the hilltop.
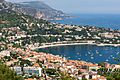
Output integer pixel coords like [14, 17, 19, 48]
[1, 1, 120, 80]
[0, 0, 70, 20]
[0, 6, 120, 51]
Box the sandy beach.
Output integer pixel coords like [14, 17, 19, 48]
[30, 41, 120, 50]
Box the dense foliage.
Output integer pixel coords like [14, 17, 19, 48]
[1, 2, 120, 80]
[1, 9, 120, 50]
[0, 62, 23, 80]
[98, 67, 120, 80]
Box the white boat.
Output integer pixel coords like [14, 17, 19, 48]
[97, 43, 105, 46]
[91, 57, 94, 59]
[106, 59, 109, 62]
[99, 54, 102, 56]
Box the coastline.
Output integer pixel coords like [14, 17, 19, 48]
[30, 41, 120, 50]
[32, 43, 96, 50]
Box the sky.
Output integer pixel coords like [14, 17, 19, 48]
[5, 0, 120, 14]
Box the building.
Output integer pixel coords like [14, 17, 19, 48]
[23, 67, 42, 77]
[11, 66, 42, 77]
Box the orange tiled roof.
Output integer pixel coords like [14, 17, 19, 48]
[33, 63, 40, 67]
[25, 78, 34, 80]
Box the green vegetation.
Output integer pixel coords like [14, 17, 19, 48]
[1, 9, 120, 51]
[44, 68, 76, 80]
[1, 2, 120, 80]
[0, 61, 23, 80]
[57, 72, 76, 80]
[45, 68, 59, 76]
[98, 67, 120, 80]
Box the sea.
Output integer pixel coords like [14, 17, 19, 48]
[38, 45, 120, 64]
[40, 14, 120, 64]
[51, 14, 120, 30]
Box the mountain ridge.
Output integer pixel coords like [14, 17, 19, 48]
[0, 0, 70, 20]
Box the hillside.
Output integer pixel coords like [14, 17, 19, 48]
[0, 61, 23, 80]
[1, 7, 120, 51]
[19, 1, 69, 20]
[0, 0, 69, 20]
[1, 1, 120, 80]
[0, 1, 120, 50]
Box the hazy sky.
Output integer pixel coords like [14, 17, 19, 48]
[5, 0, 120, 14]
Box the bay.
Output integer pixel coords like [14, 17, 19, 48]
[45, 14, 120, 64]
[38, 45, 120, 64]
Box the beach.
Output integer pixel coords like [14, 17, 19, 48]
[29, 41, 120, 50]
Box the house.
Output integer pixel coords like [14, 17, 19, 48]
[11, 65, 42, 77]
[98, 76, 107, 80]
[88, 65, 99, 71]
[99, 33, 115, 38]
[11, 66, 23, 75]
[23, 67, 42, 77]
[25, 78, 36, 80]
[82, 73, 89, 80]
[0, 50, 10, 57]
[89, 74, 99, 79]
[77, 75, 82, 80]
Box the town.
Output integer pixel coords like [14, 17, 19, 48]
[1, 1, 120, 80]
[1, 46, 117, 80]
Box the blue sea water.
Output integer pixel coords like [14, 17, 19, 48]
[38, 45, 120, 64]
[43, 14, 120, 64]
[51, 14, 120, 29]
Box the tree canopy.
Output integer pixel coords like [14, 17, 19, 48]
[0, 62, 24, 80]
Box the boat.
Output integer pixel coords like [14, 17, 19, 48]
[106, 59, 109, 62]
[99, 54, 102, 56]
[97, 43, 105, 46]
[91, 57, 94, 59]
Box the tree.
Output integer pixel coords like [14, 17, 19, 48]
[0, 61, 24, 80]
[57, 72, 76, 80]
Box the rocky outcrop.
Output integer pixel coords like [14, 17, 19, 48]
[0, 1, 70, 20]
